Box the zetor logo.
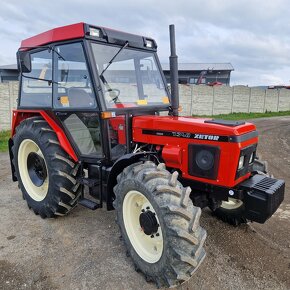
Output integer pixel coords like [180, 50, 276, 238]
[194, 134, 220, 141]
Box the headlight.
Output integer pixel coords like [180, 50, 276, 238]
[145, 39, 154, 48]
[249, 152, 254, 164]
[196, 150, 214, 171]
[144, 38, 156, 48]
[89, 27, 102, 37]
[238, 156, 244, 170]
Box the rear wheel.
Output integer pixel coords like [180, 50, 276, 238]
[114, 161, 206, 288]
[12, 116, 81, 218]
[212, 198, 247, 226]
[211, 155, 270, 226]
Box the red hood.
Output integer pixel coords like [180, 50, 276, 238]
[133, 115, 256, 136]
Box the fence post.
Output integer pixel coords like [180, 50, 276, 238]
[8, 82, 13, 126]
[248, 88, 251, 113]
[212, 86, 215, 115]
[263, 89, 267, 112]
[190, 85, 193, 116]
[231, 86, 235, 113]
[277, 89, 280, 112]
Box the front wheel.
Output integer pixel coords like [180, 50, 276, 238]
[113, 161, 206, 288]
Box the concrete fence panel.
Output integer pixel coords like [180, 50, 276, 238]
[249, 88, 265, 113]
[278, 89, 290, 111]
[1, 82, 290, 129]
[212, 86, 233, 115]
[0, 82, 18, 130]
[191, 85, 214, 116]
[180, 84, 290, 116]
[232, 85, 251, 113]
[265, 89, 279, 112]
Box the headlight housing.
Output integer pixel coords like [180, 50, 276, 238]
[188, 144, 220, 180]
[236, 144, 257, 179]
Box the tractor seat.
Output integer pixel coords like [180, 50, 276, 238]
[67, 87, 95, 107]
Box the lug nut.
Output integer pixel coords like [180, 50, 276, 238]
[146, 206, 150, 210]
[141, 209, 145, 212]
[156, 233, 160, 237]
[151, 235, 154, 238]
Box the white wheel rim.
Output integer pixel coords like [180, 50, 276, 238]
[123, 190, 163, 263]
[221, 198, 243, 210]
[18, 139, 49, 201]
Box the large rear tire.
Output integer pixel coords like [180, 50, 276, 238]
[12, 116, 81, 218]
[113, 161, 206, 288]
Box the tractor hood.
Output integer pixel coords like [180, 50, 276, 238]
[132, 115, 258, 187]
[133, 115, 257, 143]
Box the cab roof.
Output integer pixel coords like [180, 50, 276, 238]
[20, 22, 157, 51]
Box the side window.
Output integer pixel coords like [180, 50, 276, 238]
[54, 42, 96, 108]
[20, 50, 52, 107]
[140, 57, 166, 99]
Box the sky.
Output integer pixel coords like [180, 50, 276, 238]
[1, 0, 290, 86]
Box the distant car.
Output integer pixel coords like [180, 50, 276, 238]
[268, 85, 290, 89]
[207, 81, 223, 86]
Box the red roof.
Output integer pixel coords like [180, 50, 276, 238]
[20, 22, 85, 49]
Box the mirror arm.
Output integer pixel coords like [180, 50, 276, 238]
[21, 74, 59, 85]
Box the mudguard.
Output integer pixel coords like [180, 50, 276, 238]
[106, 152, 157, 210]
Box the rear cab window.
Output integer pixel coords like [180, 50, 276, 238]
[20, 49, 52, 107]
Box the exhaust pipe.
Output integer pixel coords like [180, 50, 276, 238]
[169, 24, 179, 117]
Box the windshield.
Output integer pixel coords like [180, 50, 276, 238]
[91, 43, 170, 109]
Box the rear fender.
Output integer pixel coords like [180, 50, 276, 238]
[11, 110, 78, 162]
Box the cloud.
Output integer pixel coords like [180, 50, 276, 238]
[1, 0, 290, 86]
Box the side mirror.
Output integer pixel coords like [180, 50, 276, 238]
[17, 50, 31, 73]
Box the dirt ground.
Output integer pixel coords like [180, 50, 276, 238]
[0, 116, 289, 290]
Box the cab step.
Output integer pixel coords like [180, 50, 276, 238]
[77, 177, 99, 188]
[78, 198, 100, 210]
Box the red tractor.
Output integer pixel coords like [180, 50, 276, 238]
[9, 23, 284, 287]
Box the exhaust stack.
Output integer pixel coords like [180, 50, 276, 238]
[169, 24, 179, 117]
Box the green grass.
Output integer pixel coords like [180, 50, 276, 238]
[0, 130, 10, 152]
[194, 111, 290, 120]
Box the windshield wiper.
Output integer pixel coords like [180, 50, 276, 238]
[100, 41, 129, 77]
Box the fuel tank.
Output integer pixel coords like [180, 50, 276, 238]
[133, 115, 258, 188]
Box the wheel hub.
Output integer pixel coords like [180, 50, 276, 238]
[139, 210, 159, 236]
[27, 152, 47, 187]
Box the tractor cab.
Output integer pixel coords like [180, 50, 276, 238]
[17, 23, 171, 164]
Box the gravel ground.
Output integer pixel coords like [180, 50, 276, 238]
[0, 116, 289, 290]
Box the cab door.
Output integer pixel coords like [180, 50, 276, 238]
[52, 41, 103, 160]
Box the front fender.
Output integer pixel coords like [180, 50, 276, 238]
[106, 152, 157, 210]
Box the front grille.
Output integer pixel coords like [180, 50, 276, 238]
[254, 177, 277, 191]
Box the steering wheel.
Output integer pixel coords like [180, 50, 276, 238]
[105, 89, 121, 103]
